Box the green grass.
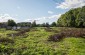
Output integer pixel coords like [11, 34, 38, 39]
[0, 27, 85, 55]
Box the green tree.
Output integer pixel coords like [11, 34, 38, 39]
[57, 6, 85, 28]
[31, 20, 36, 27]
[51, 22, 56, 27]
[41, 23, 46, 27]
[17, 22, 31, 27]
[45, 22, 50, 27]
[7, 19, 16, 27]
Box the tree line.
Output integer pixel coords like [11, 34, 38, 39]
[4, 19, 57, 27]
[57, 6, 85, 28]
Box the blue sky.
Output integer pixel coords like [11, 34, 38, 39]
[0, 0, 85, 24]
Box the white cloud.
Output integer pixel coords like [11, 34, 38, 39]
[25, 14, 61, 24]
[37, 14, 61, 20]
[56, 0, 85, 9]
[25, 18, 40, 22]
[48, 11, 54, 14]
[0, 14, 17, 22]
[48, 14, 61, 19]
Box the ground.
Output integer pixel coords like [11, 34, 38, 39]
[0, 27, 85, 55]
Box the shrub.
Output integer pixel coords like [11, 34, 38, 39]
[48, 28, 85, 42]
[7, 29, 30, 37]
[0, 37, 14, 44]
[48, 33, 64, 42]
[60, 29, 85, 38]
[30, 28, 39, 32]
[45, 28, 59, 33]
[0, 46, 15, 55]
[20, 44, 28, 50]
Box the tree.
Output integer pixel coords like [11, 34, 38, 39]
[31, 20, 36, 27]
[51, 22, 56, 27]
[57, 6, 85, 28]
[41, 23, 46, 27]
[45, 22, 50, 27]
[17, 22, 31, 27]
[7, 19, 16, 27]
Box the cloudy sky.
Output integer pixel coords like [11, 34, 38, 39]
[0, 0, 85, 24]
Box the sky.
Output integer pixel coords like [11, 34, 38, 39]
[0, 0, 85, 24]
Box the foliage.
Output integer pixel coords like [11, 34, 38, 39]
[7, 19, 16, 27]
[48, 34, 64, 42]
[57, 6, 85, 27]
[31, 20, 37, 27]
[51, 22, 56, 27]
[0, 27, 85, 55]
[0, 44, 15, 55]
[0, 37, 14, 44]
[48, 28, 85, 42]
[17, 22, 31, 27]
[7, 29, 30, 38]
[39, 23, 50, 27]
[45, 22, 50, 27]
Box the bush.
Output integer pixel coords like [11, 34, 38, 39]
[48, 34, 64, 42]
[7, 29, 30, 37]
[48, 28, 85, 42]
[45, 28, 59, 33]
[0, 37, 14, 44]
[0, 44, 15, 55]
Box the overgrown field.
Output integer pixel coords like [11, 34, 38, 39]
[0, 27, 85, 55]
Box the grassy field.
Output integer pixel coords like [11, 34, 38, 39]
[0, 27, 85, 55]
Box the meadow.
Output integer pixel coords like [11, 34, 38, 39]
[0, 27, 85, 55]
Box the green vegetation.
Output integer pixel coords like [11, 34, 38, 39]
[0, 27, 85, 55]
[8, 19, 17, 27]
[51, 22, 57, 27]
[0, 5, 85, 55]
[57, 6, 85, 27]
[17, 22, 31, 27]
[1, 19, 56, 28]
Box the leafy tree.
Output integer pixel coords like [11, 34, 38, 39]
[57, 6, 85, 28]
[41, 23, 46, 27]
[31, 20, 36, 27]
[7, 19, 16, 27]
[51, 22, 56, 27]
[17, 22, 31, 27]
[45, 22, 50, 27]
